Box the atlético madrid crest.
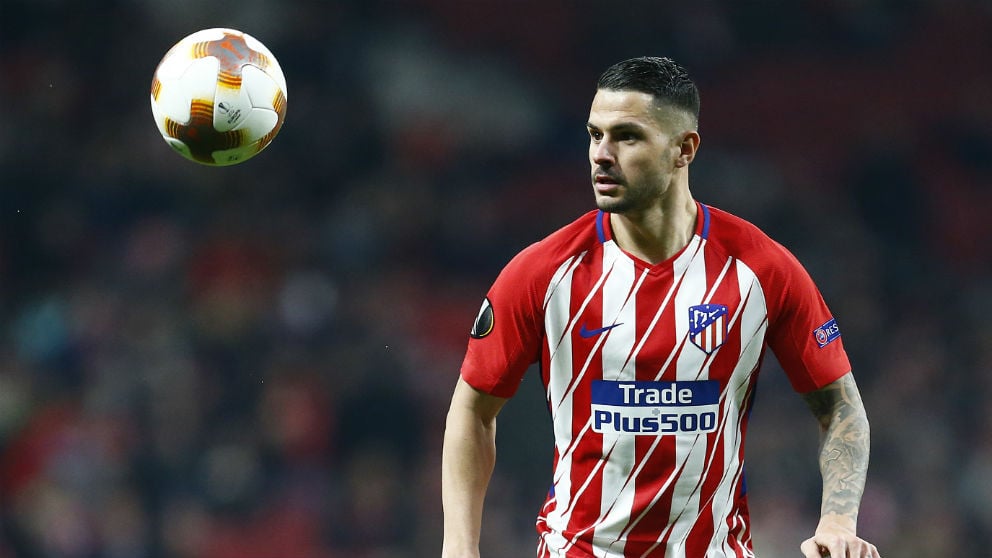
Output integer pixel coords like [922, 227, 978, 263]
[688, 304, 728, 354]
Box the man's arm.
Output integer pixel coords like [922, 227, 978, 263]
[799, 372, 880, 558]
[441, 377, 509, 558]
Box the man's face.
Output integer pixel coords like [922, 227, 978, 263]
[586, 89, 687, 214]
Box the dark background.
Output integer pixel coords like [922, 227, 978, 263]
[1, 1, 990, 556]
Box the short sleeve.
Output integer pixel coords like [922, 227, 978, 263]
[460, 245, 547, 399]
[761, 242, 851, 393]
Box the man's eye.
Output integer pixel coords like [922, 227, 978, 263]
[589, 130, 603, 140]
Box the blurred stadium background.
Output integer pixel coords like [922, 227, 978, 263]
[1, 1, 990, 556]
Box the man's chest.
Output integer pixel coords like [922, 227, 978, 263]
[544, 250, 767, 384]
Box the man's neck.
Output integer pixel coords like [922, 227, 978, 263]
[609, 190, 698, 265]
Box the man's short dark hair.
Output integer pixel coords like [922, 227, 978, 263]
[597, 57, 700, 124]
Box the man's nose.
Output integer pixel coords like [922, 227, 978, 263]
[592, 141, 615, 165]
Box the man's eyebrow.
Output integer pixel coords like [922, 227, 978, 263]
[586, 121, 647, 132]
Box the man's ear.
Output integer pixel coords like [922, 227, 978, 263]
[675, 130, 700, 168]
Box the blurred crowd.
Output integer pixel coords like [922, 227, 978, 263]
[1, 1, 990, 557]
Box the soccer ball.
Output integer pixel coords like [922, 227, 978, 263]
[150, 28, 288, 166]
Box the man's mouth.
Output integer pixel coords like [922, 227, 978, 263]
[594, 172, 620, 184]
[593, 173, 622, 194]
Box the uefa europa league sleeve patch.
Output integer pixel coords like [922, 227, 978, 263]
[470, 298, 495, 339]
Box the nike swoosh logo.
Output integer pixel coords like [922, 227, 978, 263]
[579, 322, 624, 338]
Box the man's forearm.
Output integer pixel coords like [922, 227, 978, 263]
[441, 394, 498, 557]
[802, 373, 871, 525]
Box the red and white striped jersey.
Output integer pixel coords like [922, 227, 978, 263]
[461, 203, 851, 558]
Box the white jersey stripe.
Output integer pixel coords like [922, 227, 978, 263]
[544, 252, 585, 309]
[544, 254, 582, 536]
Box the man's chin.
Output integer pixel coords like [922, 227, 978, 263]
[595, 196, 629, 214]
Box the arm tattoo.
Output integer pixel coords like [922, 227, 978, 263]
[801, 373, 871, 522]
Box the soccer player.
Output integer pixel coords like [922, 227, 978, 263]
[441, 57, 880, 558]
